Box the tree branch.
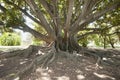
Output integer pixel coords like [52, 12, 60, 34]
[38, 0, 53, 19]
[4, 1, 43, 26]
[64, 0, 74, 32]
[77, 31, 100, 40]
[51, 0, 62, 37]
[70, 0, 100, 32]
[72, 1, 120, 33]
[37, 0, 57, 30]
[0, 2, 53, 43]
[25, 0, 55, 38]
[77, 26, 120, 40]
[14, 24, 53, 43]
[0, 4, 7, 12]
[81, 0, 98, 19]
[0, 21, 4, 25]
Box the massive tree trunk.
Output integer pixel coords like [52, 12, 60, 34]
[0, 1, 120, 79]
[55, 34, 81, 52]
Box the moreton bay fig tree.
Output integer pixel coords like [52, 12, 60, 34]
[0, 0, 120, 79]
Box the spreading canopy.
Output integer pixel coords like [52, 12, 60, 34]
[0, 0, 120, 50]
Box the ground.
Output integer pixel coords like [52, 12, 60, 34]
[0, 46, 120, 80]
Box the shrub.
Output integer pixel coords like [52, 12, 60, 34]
[0, 32, 21, 46]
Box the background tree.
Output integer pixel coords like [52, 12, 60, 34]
[94, 8, 120, 48]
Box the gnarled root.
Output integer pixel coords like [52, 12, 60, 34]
[79, 48, 120, 69]
[1, 45, 57, 80]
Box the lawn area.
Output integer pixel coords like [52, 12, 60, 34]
[0, 46, 28, 52]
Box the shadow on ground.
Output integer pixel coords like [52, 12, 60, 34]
[0, 48, 120, 80]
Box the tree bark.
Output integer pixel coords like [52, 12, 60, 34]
[54, 33, 81, 52]
[108, 36, 115, 48]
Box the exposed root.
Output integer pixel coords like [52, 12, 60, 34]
[79, 48, 120, 68]
[0, 45, 44, 59]
[5, 60, 35, 80]
[0, 46, 32, 59]
[1, 45, 120, 80]
[1, 46, 57, 80]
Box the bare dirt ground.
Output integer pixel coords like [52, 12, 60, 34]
[0, 47, 120, 80]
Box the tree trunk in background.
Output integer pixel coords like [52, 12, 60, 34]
[103, 36, 107, 49]
[108, 36, 115, 48]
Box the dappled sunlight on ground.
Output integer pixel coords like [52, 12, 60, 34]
[28, 54, 119, 80]
[93, 72, 116, 80]
[0, 48, 120, 80]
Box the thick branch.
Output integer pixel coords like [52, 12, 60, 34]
[4, 1, 42, 26]
[79, 24, 120, 31]
[38, 0, 53, 20]
[71, 0, 100, 29]
[106, 31, 120, 36]
[0, 1, 54, 43]
[51, 0, 62, 37]
[77, 30, 120, 41]
[38, 0, 58, 31]
[15, 24, 53, 43]
[81, 0, 98, 19]
[72, 2, 120, 33]
[63, 0, 74, 41]
[64, 0, 74, 31]
[0, 4, 7, 12]
[0, 21, 4, 25]
[25, 0, 55, 38]
[80, 28, 101, 31]
[77, 31, 100, 40]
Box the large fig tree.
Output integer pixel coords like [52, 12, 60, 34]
[0, 1, 120, 78]
[0, 0, 120, 51]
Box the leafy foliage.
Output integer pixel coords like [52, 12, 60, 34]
[0, 0, 120, 49]
[32, 23, 46, 45]
[0, 32, 21, 46]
